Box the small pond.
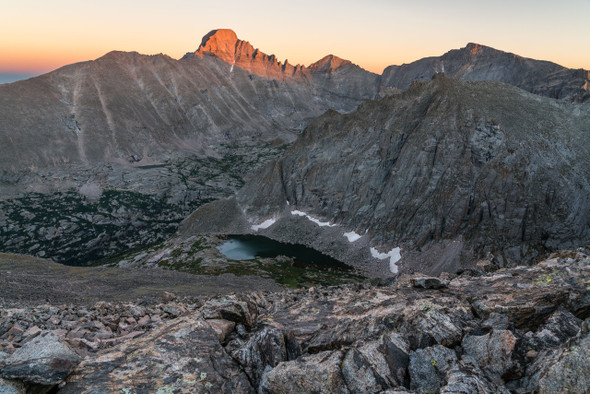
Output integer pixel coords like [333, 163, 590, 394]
[217, 234, 352, 271]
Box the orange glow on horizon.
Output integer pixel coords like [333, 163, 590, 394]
[1, 1, 589, 76]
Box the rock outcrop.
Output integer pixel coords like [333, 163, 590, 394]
[0, 250, 588, 392]
[182, 74, 590, 274]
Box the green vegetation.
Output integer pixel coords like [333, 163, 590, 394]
[0, 143, 286, 266]
[0, 190, 180, 265]
[163, 251, 365, 288]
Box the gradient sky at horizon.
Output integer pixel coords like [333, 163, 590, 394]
[2, 0, 589, 77]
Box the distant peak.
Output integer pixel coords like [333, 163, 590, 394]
[309, 55, 351, 72]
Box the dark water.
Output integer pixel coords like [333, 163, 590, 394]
[217, 234, 352, 271]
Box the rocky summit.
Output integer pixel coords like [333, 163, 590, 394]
[186, 28, 375, 87]
[0, 250, 589, 392]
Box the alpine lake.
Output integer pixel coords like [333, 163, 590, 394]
[137, 234, 366, 288]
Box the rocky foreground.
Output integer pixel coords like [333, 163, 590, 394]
[1, 249, 589, 393]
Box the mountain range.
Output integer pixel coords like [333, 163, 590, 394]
[1, 28, 588, 173]
[1, 28, 589, 271]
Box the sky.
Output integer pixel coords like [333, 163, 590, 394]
[1, 0, 589, 80]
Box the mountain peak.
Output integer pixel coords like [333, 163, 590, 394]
[197, 29, 240, 62]
[188, 28, 304, 80]
[186, 29, 363, 81]
[309, 55, 352, 72]
[464, 42, 488, 55]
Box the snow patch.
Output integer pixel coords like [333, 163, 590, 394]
[370, 247, 401, 274]
[343, 231, 362, 242]
[251, 218, 277, 231]
[291, 210, 336, 227]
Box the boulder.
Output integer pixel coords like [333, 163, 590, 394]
[207, 319, 235, 342]
[534, 309, 582, 348]
[234, 327, 300, 386]
[201, 295, 258, 329]
[342, 333, 410, 392]
[461, 329, 517, 380]
[0, 332, 79, 386]
[409, 345, 458, 392]
[259, 351, 348, 394]
[411, 277, 450, 289]
[441, 358, 510, 393]
[400, 301, 467, 348]
[521, 324, 590, 393]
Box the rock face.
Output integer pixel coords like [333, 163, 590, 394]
[182, 75, 590, 274]
[0, 250, 588, 392]
[382, 42, 590, 102]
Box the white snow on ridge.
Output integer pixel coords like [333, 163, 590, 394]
[343, 231, 362, 242]
[251, 218, 277, 231]
[370, 246, 401, 274]
[290, 209, 363, 242]
[291, 210, 337, 227]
